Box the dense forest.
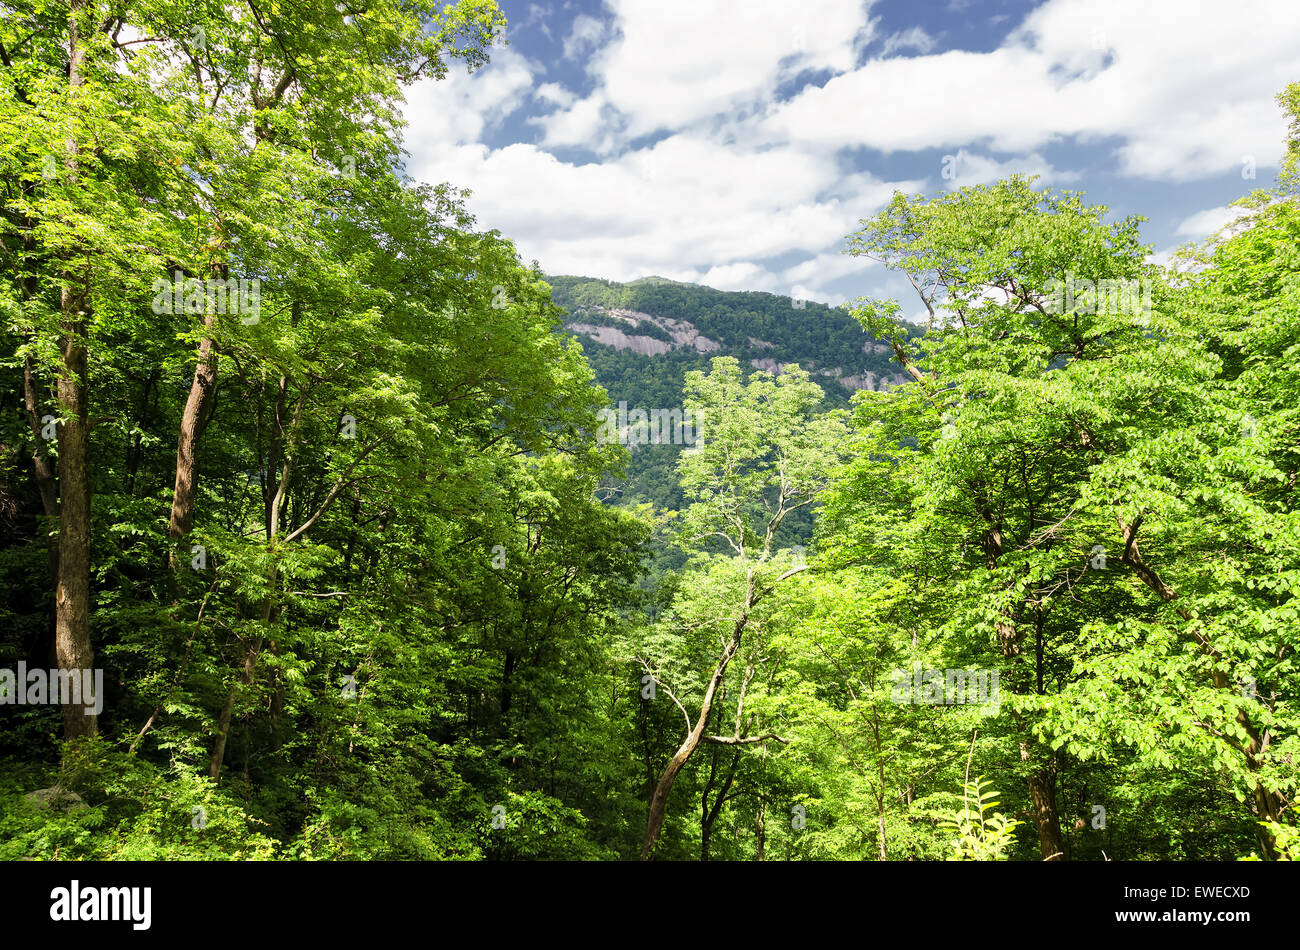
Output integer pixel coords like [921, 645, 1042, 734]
[0, 0, 1297, 866]
[551, 275, 912, 512]
[550, 274, 912, 402]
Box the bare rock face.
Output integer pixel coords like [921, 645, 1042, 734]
[569, 323, 673, 356]
[629, 312, 720, 353]
[749, 358, 787, 374]
[812, 365, 908, 392]
[568, 307, 720, 354]
[24, 786, 88, 813]
[839, 372, 878, 390]
[569, 302, 906, 391]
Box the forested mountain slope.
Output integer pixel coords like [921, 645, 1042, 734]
[551, 274, 910, 404]
[1, 0, 1296, 873]
[549, 275, 913, 509]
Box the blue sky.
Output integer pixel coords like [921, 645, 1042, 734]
[400, 0, 1300, 316]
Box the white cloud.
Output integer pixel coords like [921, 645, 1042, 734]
[1174, 204, 1254, 237]
[401, 0, 1300, 306]
[531, 92, 616, 152]
[1146, 246, 1179, 269]
[535, 82, 576, 110]
[701, 262, 779, 292]
[762, 0, 1300, 180]
[539, 0, 876, 148]
[784, 252, 879, 285]
[881, 26, 936, 56]
[784, 252, 887, 306]
[409, 132, 912, 288]
[402, 47, 537, 154]
[938, 149, 1079, 189]
[1147, 244, 1214, 275]
[563, 14, 606, 60]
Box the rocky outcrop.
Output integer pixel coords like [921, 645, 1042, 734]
[749, 357, 788, 375]
[816, 365, 907, 392]
[840, 372, 880, 390]
[567, 302, 906, 393]
[568, 307, 720, 354]
[569, 323, 672, 356]
[746, 359, 905, 393]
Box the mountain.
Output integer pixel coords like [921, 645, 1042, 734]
[548, 274, 914, 511]
[549, 274, 910, 404]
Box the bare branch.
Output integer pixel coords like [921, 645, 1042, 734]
[637, 657, 692, 735]
[751, 564, 809, 608]
[282, 434, 390, 544]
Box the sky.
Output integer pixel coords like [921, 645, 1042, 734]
[399, 0, 1300, 316]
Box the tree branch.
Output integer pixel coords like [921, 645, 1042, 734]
[703, 733, 788, 745]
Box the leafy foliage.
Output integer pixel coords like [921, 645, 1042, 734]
[0, 1, 1295, 862]
[941, 777, 1023, 861]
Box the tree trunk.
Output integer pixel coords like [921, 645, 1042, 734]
[55, 287, 96, 741]
[23, 355, 60, 582]
[54, 0, 97, 742]
[699, 744, 739, 861]
[1024, 745, 1063, 860]
[876, 791, 889, 861]
[209, 630, 264, 779]
[500, 650, 516, 721]
[168, 311, 218, 566]
[641, 610, 748, 860]
[981, 519, 1064, 860]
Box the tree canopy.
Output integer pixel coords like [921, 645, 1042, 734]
[0, 5, 1296, 864]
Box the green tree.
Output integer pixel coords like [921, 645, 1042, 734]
[638, 357, 850, 858]
[837, 163, 1296, 859]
